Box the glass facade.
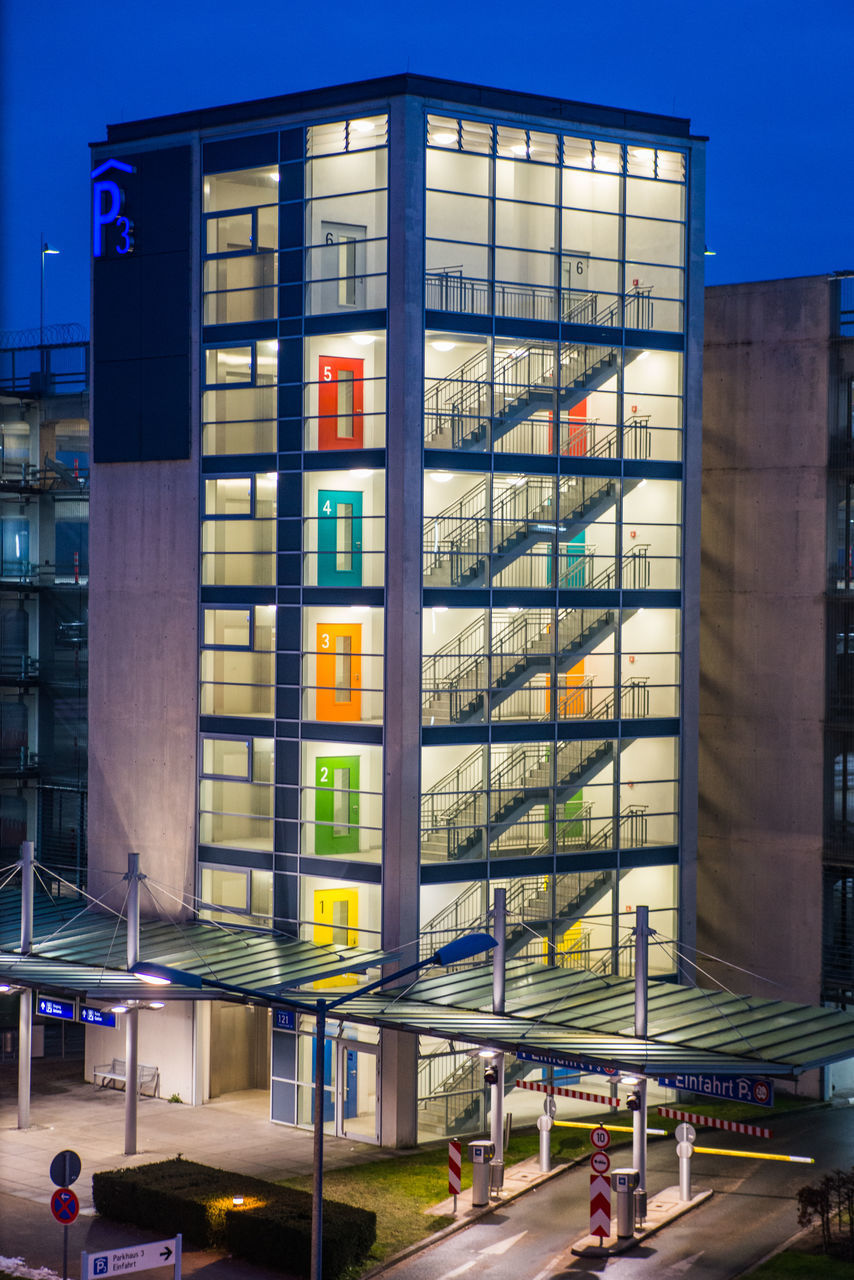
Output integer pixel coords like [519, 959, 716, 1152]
[192, 86, 701, 1136]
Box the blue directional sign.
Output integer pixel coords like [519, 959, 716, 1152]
[657, 1073, 774, 1108]
[274, 1008, 295, 1031]
[516, 1049, 618, 1077]
[37, 996, 75, 1021]
[80, 1006, 116, 1028]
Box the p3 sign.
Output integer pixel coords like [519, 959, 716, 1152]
[91, 159, 136, 258]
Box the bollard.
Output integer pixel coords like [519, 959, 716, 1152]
[537, 1113, 553, 1172]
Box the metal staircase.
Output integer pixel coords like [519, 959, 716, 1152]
[423, 471, 633, 589]
[421, 736, 614, 862]
[422, 605, 622, 725]
[424, 287, 652, 451]
[416, 868, 618, 1135]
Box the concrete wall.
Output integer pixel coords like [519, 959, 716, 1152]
[84, 1000, 196, 1102]
[699, 276, 831, 1008]
[87, 455, 199, 917]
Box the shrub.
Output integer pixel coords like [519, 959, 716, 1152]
[92, 1158, 376, 1280]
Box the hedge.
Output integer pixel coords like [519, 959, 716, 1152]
[92, 1158, 376, 1280]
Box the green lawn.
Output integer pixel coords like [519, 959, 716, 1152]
[748, 1251, 854, 1277]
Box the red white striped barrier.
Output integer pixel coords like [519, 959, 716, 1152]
[448, 1140, 462, 1196]
[658, 1107, 772, 1139]
[589, 1173, 611, 1238]
[516, 1079, 620, 1108]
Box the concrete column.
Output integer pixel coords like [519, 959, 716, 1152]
[17, 840, 34, 1130]
[380, 94, 426, 1148]
[679, 139, 706, 984]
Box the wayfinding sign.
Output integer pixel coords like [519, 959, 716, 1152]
[38, 996, 75, 1021]
[516, 1049, 618, 1077]
[657, 1074, 773, 1107]
[82, 1237, 181, 1280]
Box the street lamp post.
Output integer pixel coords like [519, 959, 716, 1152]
[40, 235, 60, 377]
[133, 929, 497, 1280]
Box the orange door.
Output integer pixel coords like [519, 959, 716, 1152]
[316, 623, 362, 721]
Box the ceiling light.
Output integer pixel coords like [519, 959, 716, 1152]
[510, 143, 528, 157]
[349, 468, 373, 478]
[350, 333, 376, 346]
[148, 1001, 165, 1009]
[621, 1074, 640, 1085]
[432, 472, 453, 483]
[433, 132, 456, 146]
[110, 1004, 128, 1014]
[350, 119, 375, 134]
[0, 983, 11, 993]
[431, 340, 456, 352]
[478, 1048, 497, 1059]
[432, 606, 448, 614]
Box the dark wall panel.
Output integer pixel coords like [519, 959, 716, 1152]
[93, 145, 192, 463]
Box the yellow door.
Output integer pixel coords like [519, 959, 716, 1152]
[314, 888, 359, 987]
[316, 623, 362, 721]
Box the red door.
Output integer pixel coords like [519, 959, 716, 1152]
[319, 356, 364, 450]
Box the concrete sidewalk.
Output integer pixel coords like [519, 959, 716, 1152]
[0, 1060, 397, 1279]
[0, 1062, 391, 1214]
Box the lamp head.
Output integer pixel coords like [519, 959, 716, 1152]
[131, 961, 202, 988]
[432, 932, 497, 967]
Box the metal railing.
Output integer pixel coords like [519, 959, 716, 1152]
[420, 736, 613, 861]
[423, 473, 620, 588]
[0, 655, 39, 681]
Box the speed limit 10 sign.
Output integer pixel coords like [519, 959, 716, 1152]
[590, 1125, 611, 1149]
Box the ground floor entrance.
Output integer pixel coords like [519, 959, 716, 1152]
[271, 1016, 380, 1143]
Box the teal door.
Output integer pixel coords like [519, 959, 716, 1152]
[318, 490, 363, 587]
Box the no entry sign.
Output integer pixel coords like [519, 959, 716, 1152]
[51, 1188, 79, 1225]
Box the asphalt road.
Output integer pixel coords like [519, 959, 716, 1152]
[382, 1105, 853, 1280]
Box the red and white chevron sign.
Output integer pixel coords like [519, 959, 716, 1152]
[515, 1079, 619, 1108]
[658, 1108, 772, 1139]
[589, 1173, 611, 1238]
[448, 1140, 462, 1196]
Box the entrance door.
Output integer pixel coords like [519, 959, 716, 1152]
[315, 623, 362, 721]
[321, 222, 366, 312]
[317, 490, 363, 587]
[336, 1039, 379, 1143]
[314, 755, 360, 855]
[318, 356, 364, 450]
[313, 887, 359, 989]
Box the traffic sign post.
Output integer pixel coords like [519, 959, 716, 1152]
[50, 1187, 80, 1280]
[81, 1236, 182, 1280]
[589, 1125, 611, 1239]
[448, 1140, 461, 1213]
[590, 1124, 611, 1150]
[50, 1150, 82, 1188]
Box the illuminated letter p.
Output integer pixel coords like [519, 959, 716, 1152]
[93, 180, 122, 257]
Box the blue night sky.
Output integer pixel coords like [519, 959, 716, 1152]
[0, 0, 850, 335]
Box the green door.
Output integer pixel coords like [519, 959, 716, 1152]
[315, 755, 360, 855]
[318, 490, 363, 587]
